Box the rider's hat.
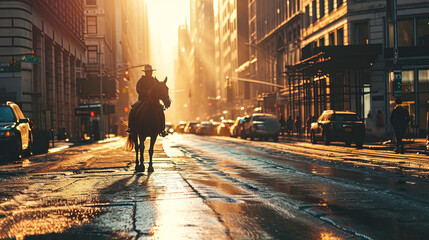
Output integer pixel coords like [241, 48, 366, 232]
[143, 65, 155, 72]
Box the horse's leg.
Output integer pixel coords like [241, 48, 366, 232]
[148, 135, 157, 172]
[134, 134, 139, 171]
[139, 135, 146, 172]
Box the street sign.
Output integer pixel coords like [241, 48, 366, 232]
[0, 66, 21, 73]
[393, 69, 402, 97]
[22, 56, 40, 64]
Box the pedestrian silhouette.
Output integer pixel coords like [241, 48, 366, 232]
[375, 110, 385, 142]
[295, 116, 302, 136]
[279, 115, 286, 136]
[286, 116, 293, 136]
[390, 98, 410, 154]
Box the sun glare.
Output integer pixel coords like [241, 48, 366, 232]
[146, 0, 189, 81]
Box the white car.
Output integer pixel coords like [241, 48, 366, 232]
[244, 113, 280, 142]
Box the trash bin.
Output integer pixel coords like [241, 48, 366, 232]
[33, 130, 49, 154]
[57, 128, 67, 140]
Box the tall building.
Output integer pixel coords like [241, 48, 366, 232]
[214, 0, 248, 119]
[190, 0, 216, 120]
[81, 0, 118, 140]
[175, 24, 194, 121]
[248, 0, 301, 116]
[0, 0, 86, 139]
[112, 0, 149, 136]
[80, 0, 150, 138]
[250, 0, 429, 137]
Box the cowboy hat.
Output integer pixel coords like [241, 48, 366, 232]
[143, 65, 156, 72]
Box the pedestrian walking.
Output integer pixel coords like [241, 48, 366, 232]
[375, 110, 385, 142]
[390, 98, 410, 154]
[286, 116, 293, 136]
[306, 116, 315, 137]
[279, 115, 286, 136]
[295, 116, 302, 136]
[365, 111, 375, 138]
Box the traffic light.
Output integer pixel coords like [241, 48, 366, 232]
[226, 76, 231, 89]
[90, 111, 95, 117]
[124, 70, 130, 81]
[393, 70, 402, 97]
[31, 49, 36, 57]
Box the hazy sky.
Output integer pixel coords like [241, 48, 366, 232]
[146, 0, 189, 87]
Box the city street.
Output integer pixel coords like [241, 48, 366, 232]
[1, 135, 429, 239]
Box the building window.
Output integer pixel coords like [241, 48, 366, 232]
[86, 0, 96, 5]
[417, 17, 429, 46]
[320, 0, 325, 18]
[87, 16, 97, 34]
[354, 21, 369, 44]
[329, 32, 335, 45]
[337, 0, 343, 7]
[319, 37, 325, 47]
[337, 28, 344, 45]
[328, 0, 334, 12]
[397, 19, 414, 47]
[312, 0, 317, 23]
[87, 46, 97, 63]
[305, 5, 310, 27]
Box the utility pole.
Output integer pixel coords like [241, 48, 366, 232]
[388, 0, 402, 98]
[99, 42, 104, 140]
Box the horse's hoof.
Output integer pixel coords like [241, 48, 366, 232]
[135, 165, 145, 172]
[148, 166, 154, 172]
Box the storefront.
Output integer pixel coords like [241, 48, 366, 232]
[389, 68, 429, 137]
[281, 44, 382, 128]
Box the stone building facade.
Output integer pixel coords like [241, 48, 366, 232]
[0, 0, 86, 139]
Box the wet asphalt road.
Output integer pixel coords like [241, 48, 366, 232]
[0, 134, 429, 239]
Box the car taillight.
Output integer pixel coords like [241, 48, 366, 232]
[5, 131, 12, 137]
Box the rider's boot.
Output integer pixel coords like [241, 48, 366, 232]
[159, 130, 168, 137]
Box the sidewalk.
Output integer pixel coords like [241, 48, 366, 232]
[47, 136, 121, 153]
[278, 133, 428, 154]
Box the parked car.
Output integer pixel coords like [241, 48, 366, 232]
[165, 122, 174, 134]
[310, 110, 365, 148]
[230, 117, 248, 138]
[184, 121, 199, 134]
[243, 113, 281, 141]
[217, 120, 234, 136]
[175, 121, 187, 133]
[196, 121, 216, 135]
[0, 101, 33, 159]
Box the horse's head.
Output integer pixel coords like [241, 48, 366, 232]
[151, 77, 171, 109]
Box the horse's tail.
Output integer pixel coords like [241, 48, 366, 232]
[124, 133, 135, 152]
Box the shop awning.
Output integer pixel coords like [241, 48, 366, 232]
[285, 44, 382, 75]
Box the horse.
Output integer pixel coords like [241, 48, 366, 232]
[124, 77, 171, 172]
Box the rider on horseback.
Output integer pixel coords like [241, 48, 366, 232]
[127, 65, 168, 137]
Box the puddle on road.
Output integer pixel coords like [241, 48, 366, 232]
[0, 205, 102, 240]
